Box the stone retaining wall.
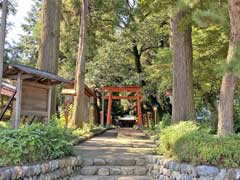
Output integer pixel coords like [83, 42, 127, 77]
[0, 156, 82, 180]
[145, 155, 240, 180]
[0, 129, 109, 180]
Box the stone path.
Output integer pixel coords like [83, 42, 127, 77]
[73, 128, 156, 159]
[71, 128, 156, 180]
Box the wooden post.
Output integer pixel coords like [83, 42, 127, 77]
[153, 107, 157, 126]
[147, 112, 151, 127]
[65, 102, 70, 128]
[144, 114, 149, 128]
[137, 93, 143, 129]
[106, 91, 112, 127]
[47, 86, 52, 122]
[154, 110, 157, 126]
[101, 88, 104, 126]
[89, 104, 94, 126]
[13, 72, 22, 129]
[100, 111, 103, 125]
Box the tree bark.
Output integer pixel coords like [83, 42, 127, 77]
[0, 0, 8, 105]
[38, 0, 61, 116]
[72, 0, 89, 128]
[132, 40, 146, 86]
[218, 0, 240, 135]
[171, 10, 195, 123]
[132, 42, 142, 74]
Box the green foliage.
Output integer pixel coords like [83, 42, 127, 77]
[161, 113, 172, 128]
[0, 123, 75, 166]
[72, 123, 104, 137]
[193, 4, 228, 28]
[157, 122, 240, 167]
[145, 113, 171, 140]
[0, 122, 9, 129]
[233, 96, 240, 133]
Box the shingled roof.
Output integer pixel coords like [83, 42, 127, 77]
[3, 64, 72, 85]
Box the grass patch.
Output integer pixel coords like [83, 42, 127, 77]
[157, 121, 240, 168]
[72, 123, 104, 137]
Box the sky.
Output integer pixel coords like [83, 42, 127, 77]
[7, 0, 34, 43]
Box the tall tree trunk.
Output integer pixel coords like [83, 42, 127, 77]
[72, 0, 89, 128]
[218, 0, 240, 135]
[132, 44, 142, 74]
[171, 10, 194, 123]
[0, 0, 8, 105]
[38, 0, 61, 116]
[132, 40, 146, 86]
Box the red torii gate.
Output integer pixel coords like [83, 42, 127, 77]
[103, 86, 143, 128]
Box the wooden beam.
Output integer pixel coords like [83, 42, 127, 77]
[0, 90, 16, 121]
[22, 110, 48, 117]
[47, 86, 52, 121]
[104, 96, 142, 100]
[61, 88, 97, 98]
[13, 72, 22, 129]
[6, 74, 34, 80]
[23, 81, 50, 89]
[103, 86, 141, 92]
[1, 88, 15, 97]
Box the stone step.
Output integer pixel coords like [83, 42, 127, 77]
[82, 158, 146, 167]
[79, 166, 148, 176]
[70, 175, 154, 180]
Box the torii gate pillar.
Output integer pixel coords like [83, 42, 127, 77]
[137, 93, 143, 129]
[106, 91, 113, 127]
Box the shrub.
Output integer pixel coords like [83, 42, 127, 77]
[0, 123, 75, 166]
[157, 121, 240, 168]
[0, 121, 9, 129]
[145, 113, 171, 140]
[72, 123, 104, 136]
[161, 113, 171, 128]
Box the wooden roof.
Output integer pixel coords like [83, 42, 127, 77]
[3, 64, 71, 85]
[1, 81, 16, 97]
[61, 82, 96, 98]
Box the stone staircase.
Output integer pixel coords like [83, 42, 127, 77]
[70, 157, 154, 180]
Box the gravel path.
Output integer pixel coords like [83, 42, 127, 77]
[73, 128, 156, 158]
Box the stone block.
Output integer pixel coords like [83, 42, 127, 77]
[196, 165, 219, 177]
[121, 167, 134, 175]
[134, 167, 147, 176]
[110, 167, 121, 175]
[98, 168, 110, 176]
[94, 159, 106, 166]
[80, 167, 97, 175]
[136, 158, 146, 166]
[117, 159, 136, 166]
[83, 159, 94, 166]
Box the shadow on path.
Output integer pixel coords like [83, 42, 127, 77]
[74, 128, 156, 159]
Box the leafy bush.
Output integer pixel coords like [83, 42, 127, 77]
[145, 113, 171, 140]
[157, 121, 240, 167]
[0, 121, 9, 129]
[0, 123, 75, 166]
[160, 113, 171, 129]
[233, 99, 240, 133]
[72, 123, 104, 136]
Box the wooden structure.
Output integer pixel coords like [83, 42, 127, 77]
[61, 83, 97, 127]
[102, 86, 143, 128]
[3, 64, 71, 128]
[0, 82, 17, 120]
